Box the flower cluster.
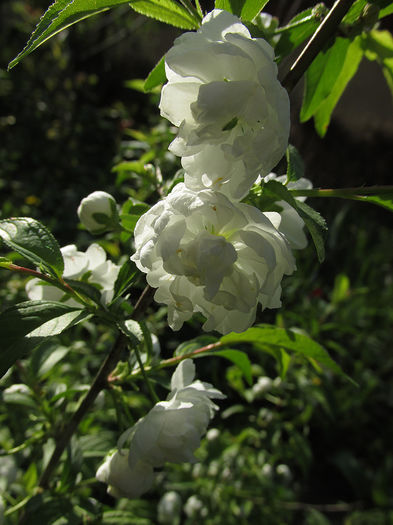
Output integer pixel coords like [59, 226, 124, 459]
[96, 360, 225, 498]
[26, 243, 120, 305]
[132, 9, 302, 334]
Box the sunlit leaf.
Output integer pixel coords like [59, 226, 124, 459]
[8, 0, 131, 70]
[129, 0, 199, 29]
[0, 217, 63, 277]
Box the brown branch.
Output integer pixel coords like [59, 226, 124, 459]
[282, 0, 356, 92]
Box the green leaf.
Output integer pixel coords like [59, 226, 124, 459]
[8, 0, 131, 70]
[342, 0, 367, 24]
[220, 324, 349, 379]
[0, 301, 90, 377]
[286, 144, 304, 182]
[129, 0, 199, 29]
[216, 0, 269, 19]
[364, 30, 393, 96]
[0, 218, 64, 278]
[174, 335, 218, 356]
[215, 0, 243, 16]
[112, 260, 139, 300]
[144, 55, 166, 92]
[263, 180, 327, 262]
[352, 191, 393, 212]
[274, 6, 325, 60]
[300, 37, 351, 123]
[214, 349, 252, 385]
[313, 36, 364, 137]
[0, 256, 12, 270]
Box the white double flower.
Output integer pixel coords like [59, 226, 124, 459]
[159, 9, 289, 200]
[131, 184, 295, 335]
[96, 360, 225, 498]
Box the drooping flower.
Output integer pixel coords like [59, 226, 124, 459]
[96, 360, 225, 498]
[159, 9, 290, 200]
[262, 173, 313, 250]
[77, 191, 119, 235]
[26, 243, 120, 304]
[96, 451, 154, 499]
[131, 183, 295, 334]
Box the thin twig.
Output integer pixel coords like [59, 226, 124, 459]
[282, 0, 356, 92]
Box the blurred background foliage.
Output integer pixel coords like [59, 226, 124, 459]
[1, 0, 393, 523]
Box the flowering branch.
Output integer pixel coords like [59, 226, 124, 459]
[38, 284, 155, 490]
[282, 0, 356, 91]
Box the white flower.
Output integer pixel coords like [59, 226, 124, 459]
[158, 491, 182, 524]
[96, 450, 154, 499]
[159, 9, 290, 200]
[131, 183, 295, 334]
[96, 360, 225, 498]
[184, 495, 205, 518]
[263, 173, 313, 249]
[252, 376, 273, 396]
[26, 243, 120, 305]
[77, 191, 119, 235]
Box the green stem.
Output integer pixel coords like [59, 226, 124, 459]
[290, 185, 393, 198]
[133, 345, 160, 404]
[128, 341, 223, 380]
[6, 264, 90, 307]
[282, 0, 356, 91]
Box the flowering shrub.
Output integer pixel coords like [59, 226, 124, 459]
[131, 183, 295, 334]
[1, 0, 392, 521]
[159, 9, 290, 200]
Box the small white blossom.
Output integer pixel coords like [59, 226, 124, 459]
[184, 495, 204, 518]
[263, 173, 313, 250]
[158, 491, 182, 524]
[159, 9, 290, 200]
[96, 360, 224, 498]
[77, 191, 119, 234]
[131, 183, 295, 334]
[26, 243, 120, 304]
[252, 376, 273, 396]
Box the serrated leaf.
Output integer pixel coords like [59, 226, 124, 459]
[0, 301, 90, 377]
[144, 55, 166, 92]
[263, 180, 327, 261]
[313, 35, 363, 137]
[112, 259, 139, 300]
[286, 144, 304, 182]
[215, 0, 243, 16]
[221, 324, 351, 380]
[129, 0, 199, 29]
[300, 37, 350, 123]
[8, 0, 131, 70]
[274, 6, 323, 60]
[215, 349, 252, 385]
[0, 218, 63, 277]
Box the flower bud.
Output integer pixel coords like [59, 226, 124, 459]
[77, 191, 119, 234]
